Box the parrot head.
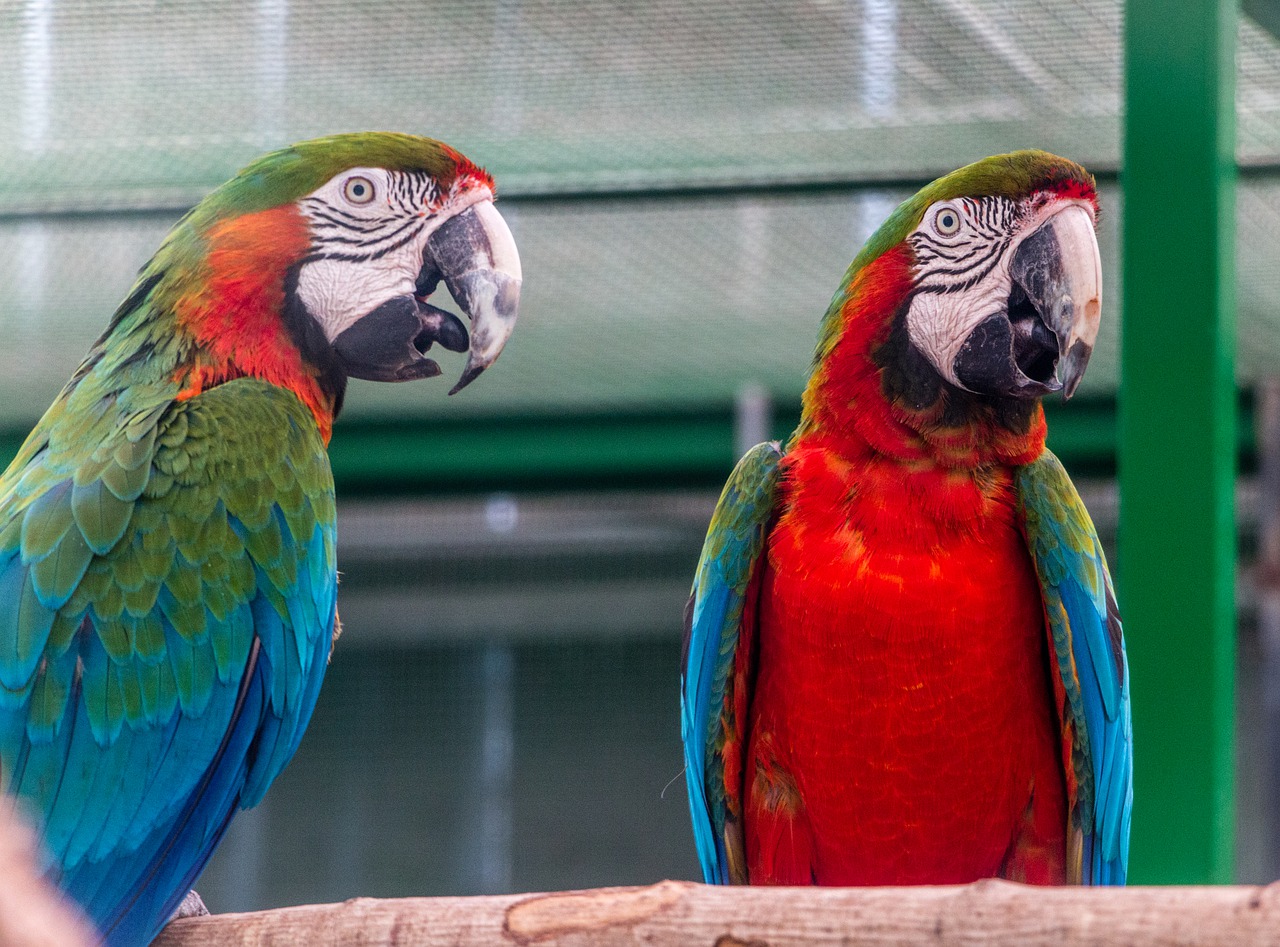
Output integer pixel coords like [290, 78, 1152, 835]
[812, 151, 1101, 430]
[104, 132, 521, 437]
[891, 151, 1100, 401]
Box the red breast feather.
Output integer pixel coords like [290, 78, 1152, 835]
[743, 246, 1067, 885]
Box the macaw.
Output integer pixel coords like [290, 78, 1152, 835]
[682, 151, 1132, 888]
[0, 133, 521, 945]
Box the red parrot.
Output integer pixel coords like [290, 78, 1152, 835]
[681, 151, 1132, 887]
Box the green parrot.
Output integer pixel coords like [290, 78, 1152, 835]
[0, 133, 521, 945]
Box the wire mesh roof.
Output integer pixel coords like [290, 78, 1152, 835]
[0, 0, 1277, 425]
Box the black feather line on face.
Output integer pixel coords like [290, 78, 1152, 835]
[303, 207, 398, 235]
[281, 263, 348, 419]
[298, 218, 428, 266]
[305, 214, 425, 250]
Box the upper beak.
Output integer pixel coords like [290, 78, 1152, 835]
[417, 199, 522, 394]
[1006, 203, 1102, 399]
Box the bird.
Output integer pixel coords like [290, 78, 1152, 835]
[682, 150, 1131, 888]
[0, 132, 521, 945]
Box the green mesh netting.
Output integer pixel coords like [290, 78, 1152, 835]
[0, 0, 1277, 427]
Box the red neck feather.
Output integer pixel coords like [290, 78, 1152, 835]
[798, 245, 1046, 472]
[173, 206, 336, 443]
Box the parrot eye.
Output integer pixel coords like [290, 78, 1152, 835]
[342, 176, 377, 205]
[933, 205, 962, 236]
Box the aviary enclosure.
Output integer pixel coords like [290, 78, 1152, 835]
[0, 0, 1278, 943]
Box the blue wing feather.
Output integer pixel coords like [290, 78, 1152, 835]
[1017, 450, 1133, 885]
[684, 581, 732, 882]
[681, 442, 783, 885]
[0, 380, 337, 945]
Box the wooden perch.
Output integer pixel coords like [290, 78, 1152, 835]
[153, 878, 1280, 947]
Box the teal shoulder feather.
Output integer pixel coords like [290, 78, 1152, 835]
[1017, 450, 1132, 885]
[681, 441, 782, 885]
[0, 377, 337, 945]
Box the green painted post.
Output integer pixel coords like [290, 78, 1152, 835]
[1120, 0, 1237, 882]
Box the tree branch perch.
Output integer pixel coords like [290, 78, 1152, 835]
[152, 879, 1280, 947]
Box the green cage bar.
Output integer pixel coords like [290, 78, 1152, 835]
[1121, 0, 1238, 882]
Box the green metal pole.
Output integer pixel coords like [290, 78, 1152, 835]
[1121, 0, 1237, 883]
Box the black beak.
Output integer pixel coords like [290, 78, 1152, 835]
[330, 296, 469, 382]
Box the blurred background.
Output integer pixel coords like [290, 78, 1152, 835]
[0, 0, 1276, 907]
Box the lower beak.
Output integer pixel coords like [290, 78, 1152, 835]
[1006, 203, 1102, 399]
[418, 199, 522, 394]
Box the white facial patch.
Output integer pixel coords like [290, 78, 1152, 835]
[296, 249, 423, 342]
[292, 166, 494, 342]
[903, 197, 1020, 387]
[906, 271, 1013, 388]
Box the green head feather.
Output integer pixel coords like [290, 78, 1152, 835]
[182, 132, 484, 231]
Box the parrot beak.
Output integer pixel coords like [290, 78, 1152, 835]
[416, 199, 522, 395]
[1005, 203, 1102, 400]
[951, 202, 1102, 400]
[329, 198, 521, 389]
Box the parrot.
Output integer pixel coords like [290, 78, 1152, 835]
[0, 132, 521, 945]
[681, 151, 1132, 888]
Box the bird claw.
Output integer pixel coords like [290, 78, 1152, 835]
[170, 890, 210, 921]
